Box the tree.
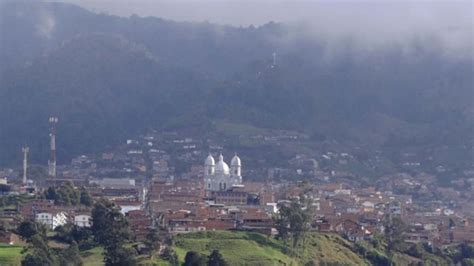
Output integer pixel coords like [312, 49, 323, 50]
[54, 222, 93, 251]
[407, 243, 424, 258]
[161, 247, 178, 265]
[54, 223, 75, 244]
[91, 199, 133, 266]
[57, 182, 80, 205]
[70, 225, 94, 250]
[16, 221, 46, 241]
[79, 188, 93, 206]
[145, 228, 161, 258]
[169, 251, 179, 266]
[103, 246, 137, 266]
[44, 182, 82, 206]
[273, 196, 313, 249]
[57, 242, 82, 266]
[21, 234, 57, 266]
[91, 200, 129, 246]
[184, 251, 207, 266]
[383, 215, 406, 252]
[208, 250, 227, 266]
[273, 209, 290, 241]
[44, 187, 58, 201]
[22, 252, 53, 266]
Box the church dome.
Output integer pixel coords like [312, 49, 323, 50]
[231, 155, 241, 166]
[215, 154, 230, 175]
[205, 154, 215, 166]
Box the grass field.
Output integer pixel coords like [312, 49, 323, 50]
[1, 231, 450, 265]
[172, 231, 376, 266]
[174, 231, 297, 265]
[296, 233, 367, 265]
[81, 246, 104, 266]
[0, 245, 23, 266]
[214, 120, 270, 137]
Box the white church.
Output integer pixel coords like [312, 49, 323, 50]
[204, 154, 242, 191]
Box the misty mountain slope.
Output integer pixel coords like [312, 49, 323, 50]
[0, 32, 211, 164]
[208, 51, 473, 143]
[0, 1, 472, 179]
[0, 1, 287, 76]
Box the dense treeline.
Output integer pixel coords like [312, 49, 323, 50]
[43, 182, 93, 206]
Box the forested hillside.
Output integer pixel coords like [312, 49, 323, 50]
[0, 1, 472, 174]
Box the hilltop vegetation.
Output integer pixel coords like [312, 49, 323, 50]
[174, 231, 296, 265]
[1, 229, 471, 266]
[170, 231, 459, 266]
[172, 231, 369, 265]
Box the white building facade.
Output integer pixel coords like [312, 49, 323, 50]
[35, 211, 68, 229]
[204, 154, 242, 191]
[74, 214, 92, 227]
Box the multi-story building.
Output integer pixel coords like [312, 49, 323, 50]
[35, 211, 68, 229]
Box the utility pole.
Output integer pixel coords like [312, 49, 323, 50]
[22, 147, 29, 185]
[48, 116, 58, 178]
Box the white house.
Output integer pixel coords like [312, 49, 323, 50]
[35, 211, 68, 229]
[74, 214, 92, 228]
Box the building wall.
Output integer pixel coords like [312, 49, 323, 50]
[74, 215, 92, 227]
[36, 212, 67, 229]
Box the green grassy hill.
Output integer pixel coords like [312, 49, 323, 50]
[0, 245, 22, 266]
[1, 230, 454, 265]
[81, 246, 104, 266]
[174, 231, 297, 265]
[295, 233, 368, 265]
[171, 231, 453, 266]
[173, 231, 370, 266]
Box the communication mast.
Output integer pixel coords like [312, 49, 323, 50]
[48, 116, 58, 178]
[22, 147, 29, 185]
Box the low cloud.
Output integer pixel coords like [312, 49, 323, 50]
[36, 8, 56, 39]
[56, 0, 472, 58]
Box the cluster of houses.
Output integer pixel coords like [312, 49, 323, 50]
[148, 177, 275, 235]
[1, 129, 473, 249]
[19, 199, 90, 230]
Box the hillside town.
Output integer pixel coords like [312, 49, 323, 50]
[1, 0, 473, 264]
[1, 124, 473, 251]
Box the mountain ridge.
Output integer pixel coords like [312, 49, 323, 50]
[0, 1, 472, 181]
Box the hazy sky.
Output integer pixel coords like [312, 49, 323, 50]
[56, 0, 472, 27]
[54, 0, 472, 58]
